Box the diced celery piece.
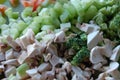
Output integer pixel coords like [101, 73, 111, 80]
[0, 14, 6, 26]
[23, 17, 33, 24]
[49, 8, 58, 18]
[9, 19, 17, 23]
[22, 27, 29, 35]
[10, 21, 27, 33]
[8, 74, 17, 80]
[60, 22, 71, 31]
[60, 10, 70, 23]
[5, 8, 19, 19]
[28, 21, 41, 34]
[35, 31, 47, 40]
[38, 8, 48, 16]
[16, 63, 29, 79]
[70, 0, 93, 18]
[84, 5, 98, 22]
[26, 22, 41, 34]
[17, 21, 28, 32]
[54, 2, 63, 15]
[33, 16, 42, 24]
[63, 2, 77, 19]
[51, 17, 60, 27]
[32, 11, 37, 17]
[12, 12, 19, 19]
[5, 8, 13, 18]
[41, 25, 55, 31]
[1, 29, 10, 36]
[10, 23, 18, 29]
[10, 28, 19, 39]
[21, 7, 33, 18]
[38, 8, 60, 26]
[0, 24, 9, 30]
[40, 15, 53, 25]
[70, 0, 84, 16]
[29, 26, 40, 34]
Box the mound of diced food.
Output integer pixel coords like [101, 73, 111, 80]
[0, 0, 120, 80]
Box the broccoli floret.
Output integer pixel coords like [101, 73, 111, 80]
[66, 31, 87, 51]
[65, 31, 89, 66]
[93, 4, 120, 44]
[109, 12, 120, 44]
[93, 4, 119, 25]
[93, 12, 107, 25]
[109, 12, 120, 30]
[71, 47, 90, 66]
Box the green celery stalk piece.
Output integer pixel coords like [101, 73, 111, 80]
[8, 74, 17, 80]
[54, 2, 63, 15]
[23, 21, 41, 34]
[1, 29, 10, 36]
[23, 17, 33, 25]
[5, 8, 13, 18]
[5, 8, 19, 20]
[0, 24, 9, 31]
[16, 63, 29, 79]
[60, 10, 70, 23]
[10, 28, 19, 39]
[40, 15, 53, 25]
[21, 7, 33, 18]
[17, 21, 28, 32]
[84, 5, 98, 22]
[0, 14, 6, 26]
[63, 2, 77, 19]
[12, 12, 19, 19]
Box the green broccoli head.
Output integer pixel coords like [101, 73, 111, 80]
[93, 4, 120, 45]
[65, 31, 87, 51]
[109, 12, 120, 30]
[71, 47, 90, 66]
[65, 31, 89, 66]
[108, 12, 120, 44]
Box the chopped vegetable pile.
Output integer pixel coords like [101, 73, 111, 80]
[0, 0, 120, 80]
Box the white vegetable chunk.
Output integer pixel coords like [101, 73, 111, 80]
[110, 45, 120, 61]
[5, 66, 16, 77]
[17, 51, 27, 64]
[0, 52, 5, 61]
[54, 31, 66, 42]
[79, 23, 100, 34]
[5, 49, 14, 60]
[31, 73, 41, 80]
[87, 31, 103, 50]
[26, 68, 38, 77]
[90, 46, 107, 64]
[38, 63, 51, 73]
[106, 62, 120, 80]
